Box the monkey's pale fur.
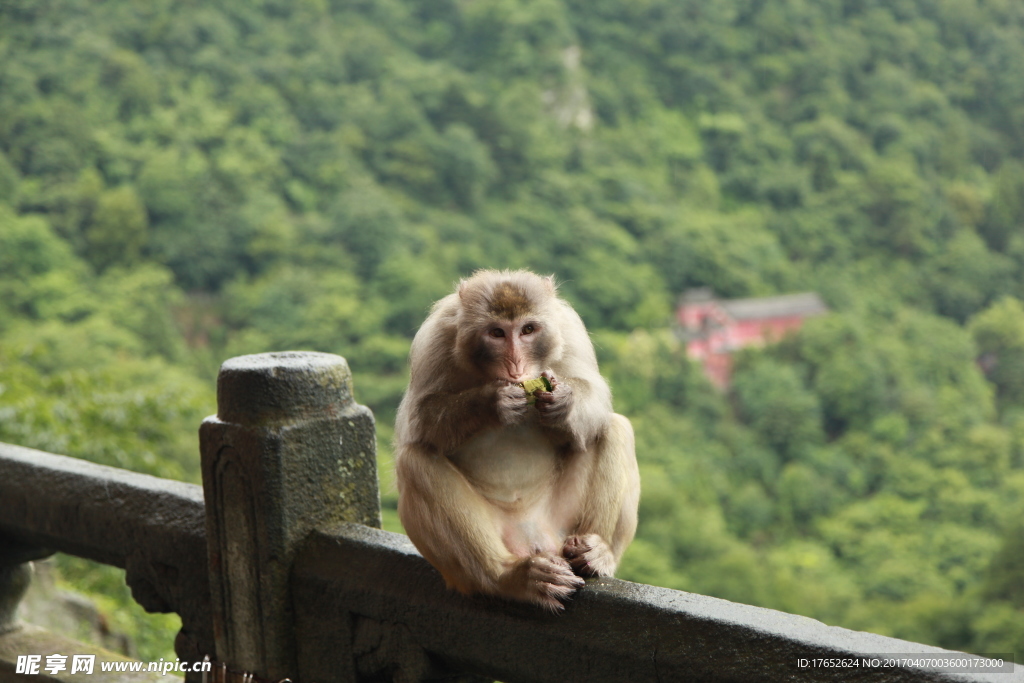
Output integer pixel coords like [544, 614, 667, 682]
[395, 269, 640, 610]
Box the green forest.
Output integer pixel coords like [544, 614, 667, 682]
[2, 0, 1023, 664]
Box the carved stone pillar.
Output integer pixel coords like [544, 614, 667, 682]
[200, 351, 379, 680]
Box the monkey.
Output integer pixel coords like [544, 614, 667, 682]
[394, 269, 639, 611]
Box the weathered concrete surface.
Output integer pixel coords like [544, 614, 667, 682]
[293, 523, 1018, 683]
[201, 351, 379, 681]
[0, 443, 213, 664]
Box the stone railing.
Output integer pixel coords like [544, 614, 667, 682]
[0, 352, 1015, 682]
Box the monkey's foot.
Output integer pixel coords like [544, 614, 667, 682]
[501, 554, 585, 611]
[562, 534, 617, 577]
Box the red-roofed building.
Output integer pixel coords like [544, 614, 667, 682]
[678, 289, 828, 388]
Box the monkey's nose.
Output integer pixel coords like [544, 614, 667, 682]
[506, 364, 527, 382]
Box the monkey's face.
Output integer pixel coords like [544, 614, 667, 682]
[453, 274, 563, 382]
[474, 318, 551, 383]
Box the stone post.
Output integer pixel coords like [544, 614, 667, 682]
[200, 351, 380, 681]
[0, 565, 31, 636]
[0, 542, 52, 636]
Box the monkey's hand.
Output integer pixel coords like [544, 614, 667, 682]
[495, 381, 529, 426]
[499, 553, 585, 612]
[562, 534, 617, 578]
[534, 371, 573, 428]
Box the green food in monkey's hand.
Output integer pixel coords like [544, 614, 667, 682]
[520, 376, 553, 405]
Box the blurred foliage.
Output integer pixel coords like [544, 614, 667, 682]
[1, 0, 1023, 664]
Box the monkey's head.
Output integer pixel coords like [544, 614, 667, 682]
[454, 270, 565, 383]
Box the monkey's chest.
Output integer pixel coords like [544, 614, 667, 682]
[449, 423, 560, 507]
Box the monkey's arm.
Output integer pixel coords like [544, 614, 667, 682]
[535, 373, 611, 451]
[562, 414, 640, 577]
[411, 382, 526, 453]
[396, 444, 584, 610]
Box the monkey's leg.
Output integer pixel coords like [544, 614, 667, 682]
[562, 413, 639, 577]
[397, 444, 584, 610]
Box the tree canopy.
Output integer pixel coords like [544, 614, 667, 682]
[1, 0, 1022, 663]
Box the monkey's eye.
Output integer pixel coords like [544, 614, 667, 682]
[521, 324, 535, 335]
[489, 328, 505, 338]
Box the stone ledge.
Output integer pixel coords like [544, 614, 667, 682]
[292, 523, 1018, 683]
